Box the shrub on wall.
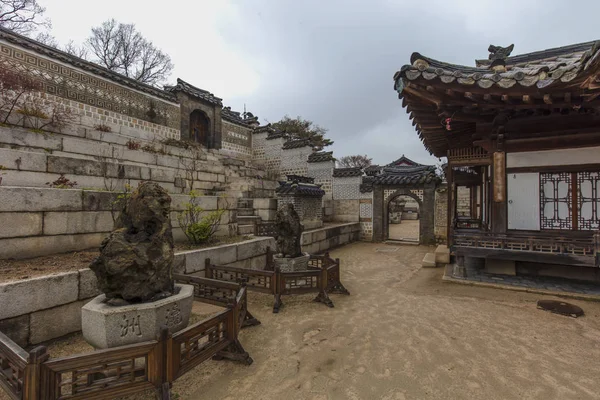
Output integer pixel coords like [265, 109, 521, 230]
[46, 174, 77, 189]
[177, 190, 226, 245]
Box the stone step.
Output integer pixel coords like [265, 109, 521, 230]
[422, 252, 436, 268]
[237, 199, 253, 209]
[237, 216, 261, 225]
[237, 208, 255, 217]
[237, 224, 256, 235]
[434, 244, 450, 265]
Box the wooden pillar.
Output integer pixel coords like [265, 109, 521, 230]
[491, 150, 507, 233]
[446, 163, 453, 246]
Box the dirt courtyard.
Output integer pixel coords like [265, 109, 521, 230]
[172, 242, 600, 400]
[388, 220, 420, 241]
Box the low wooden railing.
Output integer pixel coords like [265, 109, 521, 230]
[0, 278, 257, 400]
[454, 231, 600, 267]
[205, 251, 350, 313]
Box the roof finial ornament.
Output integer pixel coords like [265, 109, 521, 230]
[488, 44, 514, 61]
[487, 44, 514, 72]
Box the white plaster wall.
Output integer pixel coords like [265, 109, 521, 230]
[507, 172, 540, 230]
[507, 146, 600, 168]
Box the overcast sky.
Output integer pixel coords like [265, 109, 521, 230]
[41, 0, 599, 166]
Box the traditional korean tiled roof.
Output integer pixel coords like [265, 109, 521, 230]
[276, 181, 325, 197]
[267, 130, 286, 140]
[332, 167, 363, 178]
[386, 155, 423, 167]
[395, 41, 600, 91]
[393, 41, 600, 157]
[286, 175, 314, 184]
[364, 165, 382, 176]
[165, 78, 222, 106]
[373, 165, 440, 186]
[221, 106, 251, 127]
[254, 124, 274, 134]
[307, 151, 334, 163]
[282, 139, 311, 149]
[360, 176, 375, 193]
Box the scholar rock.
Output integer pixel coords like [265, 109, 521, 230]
[274, 203, 303, 258]
[90, 182, 175, 303]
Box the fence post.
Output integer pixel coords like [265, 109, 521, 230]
[265, 246, 273, 271]
[273, 267, 283, 313]
[23, 346, 48, 400]
[158, 327, 171, 400]
[205, 258, 211, 278]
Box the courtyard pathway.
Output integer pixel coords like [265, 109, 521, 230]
[175, 242, 600, 399]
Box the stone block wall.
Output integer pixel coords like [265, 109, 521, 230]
[0, 270, 101, 346]
[0, 186, 236, 259]
[0, 223, 360, 346]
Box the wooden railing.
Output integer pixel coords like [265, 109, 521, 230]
[256, 222, 277, 237]
[0, 279, 256, 400]
[205, 251, 350, 313]
[454, 231, 600, 267]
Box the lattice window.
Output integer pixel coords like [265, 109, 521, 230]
[577, 172, 600, 231]
[540, 173, 572, 230]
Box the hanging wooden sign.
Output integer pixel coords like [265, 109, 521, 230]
[493, 151, 506, 202]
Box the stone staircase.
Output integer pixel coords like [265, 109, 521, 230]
[235, 197, 279, 236]
[422, 245, 450, 268]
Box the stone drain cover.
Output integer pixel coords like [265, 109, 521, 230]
[537, 300, 584, 318]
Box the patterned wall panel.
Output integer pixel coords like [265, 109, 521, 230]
[333, 176, 361, 200]
[540, 172, 572, 230]
[0, 40, 180, 131]
[577, 172, 600, 231]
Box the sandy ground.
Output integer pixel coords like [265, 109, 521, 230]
[4, 242, 600, 400]
[182, 242, 600, 400]
[388, 220, 419, 241]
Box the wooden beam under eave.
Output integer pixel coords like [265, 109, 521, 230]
[564, 93, 572, 104]
[543, 94, 553, 104]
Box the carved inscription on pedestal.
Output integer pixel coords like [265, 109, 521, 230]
[120, 315, 142, 337]
[165, 303, 182, 328]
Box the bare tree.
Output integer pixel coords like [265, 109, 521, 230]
[0, 64, 40, 123]
[63, 40, 88, 59]
[337, 154, 373, 169]
[34, 31, 57, 46]
[0, 0, 49, 35]
[86, 19, 173, 86]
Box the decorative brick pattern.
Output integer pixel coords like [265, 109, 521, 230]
[36, 92, 179, 139]
[435, 187, 448, 242]
[334, 176, 362, 200]
[359, 201, 373, 219]
[0, 41, 180, 130]
[308, 161, 334, 200]
[360, 222, 373, 239]
[280, 146, 312, 178]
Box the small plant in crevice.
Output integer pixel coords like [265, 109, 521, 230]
[94, 123, 112, 132]
[141, 143, 168, 155]
[126, 139, 141, 150]
[177, 190, 226, 245]
[46, 174, 77, 189]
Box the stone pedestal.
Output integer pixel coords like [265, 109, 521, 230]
[273, 253, 310, 272]
[82, 284, 194, 349]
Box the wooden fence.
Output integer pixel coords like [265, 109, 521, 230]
[205, 251, 349, 313]
[0, 276, 257, 400]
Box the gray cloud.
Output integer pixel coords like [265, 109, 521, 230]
[215, 0, 600, 165]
